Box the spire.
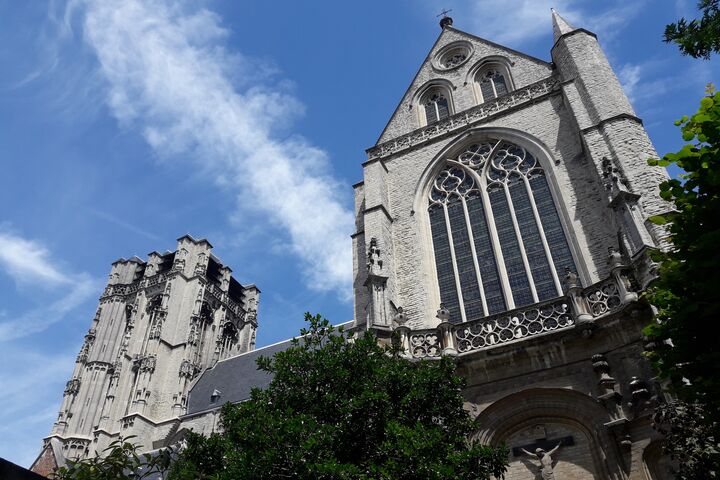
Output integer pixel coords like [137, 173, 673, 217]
[551, 8, 576, 42]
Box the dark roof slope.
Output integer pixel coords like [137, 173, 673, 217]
[186, 339, 294, 415]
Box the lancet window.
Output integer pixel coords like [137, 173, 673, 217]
[427, 139, 577, 323]
[477, 68, 509, 102]
[422, 89, 451, 124]
[217, 321, 239, 358]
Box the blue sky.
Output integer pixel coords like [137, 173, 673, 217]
[0, 0, 717, 468]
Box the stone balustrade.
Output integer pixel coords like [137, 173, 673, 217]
[366, 76, 559, 161]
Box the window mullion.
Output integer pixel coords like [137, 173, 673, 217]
[461, 197, 489, 317]
[522, 176, 563, 296]
[503, 183, 539, 303]
[479, 186, 515, 310]
[491, 78, 497, 98]
[443, 204, 467, 323]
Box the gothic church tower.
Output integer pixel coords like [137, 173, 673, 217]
[353, 12, 672, 479]
[44, 235, 258, 461]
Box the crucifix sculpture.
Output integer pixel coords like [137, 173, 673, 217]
[513, 435, 573, 480]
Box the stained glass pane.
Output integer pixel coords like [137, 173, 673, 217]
[493, 74, 508, 96]
[436, 97, 450, 121]
[425, 102, 438, 124]
[529, 174, 577, 280]
[466, 196, 506, 315]
[448, 201, 482, 323]
[509, 181, 556, 301]
[489, 187, 534, 307]
[429, 205, 461, 321]
[480, 80, 495, 102]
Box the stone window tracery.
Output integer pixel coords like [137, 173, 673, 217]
[477, 68, 509, 103]
[427, 139, 577, 323]
[422, 89, 451, 124]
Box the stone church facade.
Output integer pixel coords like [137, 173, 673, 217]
[33, 12, 673, 479]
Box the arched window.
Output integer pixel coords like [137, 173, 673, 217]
[477, 68, 509, 102]
[422, 89, 450, 124]
[428, 139, 577, 323]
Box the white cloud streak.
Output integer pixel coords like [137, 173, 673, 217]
[0, 229, 71, 286]
[424, 0, 645, 48]
[0, 227, 98, 341]
[69, 0, 354, 297]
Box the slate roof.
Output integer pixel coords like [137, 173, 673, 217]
[186, 339, 294, 415]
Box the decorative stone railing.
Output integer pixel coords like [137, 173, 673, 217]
[398, 269, 635, 360]
[101, 271, 173, 298]
[409, 329, 441, 358]
[454, 298, 573, 355]
[366, 76, 559, 161]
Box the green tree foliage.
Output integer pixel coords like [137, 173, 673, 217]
[169, 313, 508, 480]
[645, 89, 720, 477]
[54, 437, 172, 480]
[645, 87, 720, 410]
[653, 402, 720, 479]
[665, 0, 720, 58]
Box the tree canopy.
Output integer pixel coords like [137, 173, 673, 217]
[665, 0, 720, 58]
[169, 313, 508, 480]
[645, 88, 720, 478]
[645, 86, 720, 412]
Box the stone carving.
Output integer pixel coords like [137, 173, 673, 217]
[601, 156, 629, 194]
[607, 246, 624, 270]
[563, 267, 580, 291]
[584, 279, 622, 317]
[64, 378, 81, 396]
[148, 311, 166, 340]
[174, 248, 188, 271]
[454, 299, 572, 354]
[393, 306, 407, 326]
[367, 238, 383, 275]
[179, 359, 200, 379]
[194, 253, 207, 276]
[140, 355, 156, 373]
[436, 303, 451, 323]
[367, 77, 558, 160]
[410, 331, 441, 358]
[520, 442, 562, 480]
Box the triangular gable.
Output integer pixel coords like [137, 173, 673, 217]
[374, 25, 553, 146]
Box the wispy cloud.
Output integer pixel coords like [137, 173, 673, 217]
[618, 63, 642, 104]
[64, 0, 354, 297]
[0, 227, 98, 341]
[86, 208, 162, 241]
[423, 1, 645, 48]
[0, 228, 71, 286]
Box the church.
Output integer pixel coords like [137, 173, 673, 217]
[31, 11, 673, 479]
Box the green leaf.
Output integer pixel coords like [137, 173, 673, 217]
[648, 215, 668, 225]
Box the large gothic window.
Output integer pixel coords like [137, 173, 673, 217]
[422, 89, 451, 124]
[428, 139, 577, 323]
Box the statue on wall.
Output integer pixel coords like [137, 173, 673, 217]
[520, 442, 562, 480]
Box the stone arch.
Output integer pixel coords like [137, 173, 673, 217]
[464, 55, 516, 104]
[412, 79, 456, 127]
[473, 388, 624, 479]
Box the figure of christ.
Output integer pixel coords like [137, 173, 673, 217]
[520, 442, 562, 480]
